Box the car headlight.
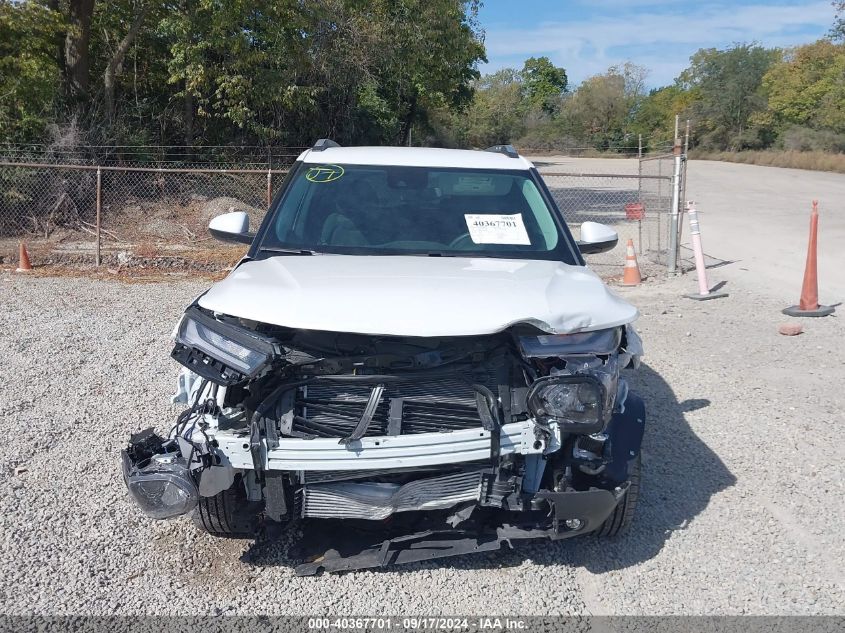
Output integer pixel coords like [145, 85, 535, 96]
[121, 451, 198, 520]
[171, 306, 276, 385]
[517, 328, 622, 358]
[527, 375, 606, 433]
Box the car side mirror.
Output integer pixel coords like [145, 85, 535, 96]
[577, 221, 618, 254]
[208, 211, 255, 245]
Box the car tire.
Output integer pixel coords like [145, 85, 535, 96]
[192, 475, 260, 538]
[595, 454, 640, 538]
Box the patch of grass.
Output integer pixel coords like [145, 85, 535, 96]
[690, 150, 845, 174]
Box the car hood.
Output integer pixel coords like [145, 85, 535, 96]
[197, 255, 638, 337]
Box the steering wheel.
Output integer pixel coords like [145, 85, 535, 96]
[448, 232, 474, 248]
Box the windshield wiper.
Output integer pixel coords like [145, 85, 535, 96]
[258, 247, 319, 255]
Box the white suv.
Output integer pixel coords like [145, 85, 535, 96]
[121, 141, 644, 575]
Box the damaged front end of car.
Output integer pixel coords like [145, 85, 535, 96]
[121, 304, 645, 575]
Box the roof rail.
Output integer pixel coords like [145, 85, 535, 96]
[312, 138, 341, 152]
[484, 144, 519, 159]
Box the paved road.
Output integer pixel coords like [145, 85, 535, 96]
[686, 159, 845, 306]
[531, 156, 845, 305]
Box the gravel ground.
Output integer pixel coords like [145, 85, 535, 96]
[1, 263, 843, 616]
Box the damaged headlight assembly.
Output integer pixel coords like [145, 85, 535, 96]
[520, 327, 624, 433]
[120, 429, 199, 520]
[171, 306, 277, 385]
[527, 375, 606, 433]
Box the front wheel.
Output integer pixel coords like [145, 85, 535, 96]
[192, 474, 261, 538]
[595, 454, 641, 537]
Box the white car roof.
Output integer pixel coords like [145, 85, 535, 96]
[297, 145, 534, 171]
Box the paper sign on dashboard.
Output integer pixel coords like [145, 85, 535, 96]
[464, 213, 531, 245]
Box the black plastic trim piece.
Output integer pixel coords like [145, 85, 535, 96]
[484, 144, 519, 158]
[578, 236, 619, 255]
[294, 488, 620, 575]
[603, 392, 646, 484]
[263, 472, 289, 522]
[311, 138, 340, 151]
[387, 398, 404, 436]
[208, 227, 255, 245]
[170, 344, 246, 386]
[339, 384, 385, 445]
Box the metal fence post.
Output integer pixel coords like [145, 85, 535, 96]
[657, 155, 663, 259]
[676, 119, 691, 267]
[667, 139, 682, 275]
[637, 135, 643, 252]
[266, 169, 272, 209]
[95, 166, 102, 267]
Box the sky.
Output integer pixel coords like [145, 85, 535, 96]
[477, 0, 835, 88]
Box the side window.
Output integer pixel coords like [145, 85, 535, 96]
[521, 179, 558, 249]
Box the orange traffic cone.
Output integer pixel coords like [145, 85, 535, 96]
[621, 238, 641, 286]
[16, 241, 32, 273]
[783, 200, 834, 317]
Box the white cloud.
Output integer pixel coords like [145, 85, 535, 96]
[482, 1, 833, 85]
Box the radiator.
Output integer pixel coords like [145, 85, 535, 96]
[301, 469, 484, 520]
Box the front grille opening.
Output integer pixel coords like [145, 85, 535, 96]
[291, 378, 485, 438]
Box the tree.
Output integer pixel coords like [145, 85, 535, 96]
[759, 40, 845, 133]
[565, 63, 648, 150]
[679, 44, 780, 149]
[520, 56, 567, 114]
[0, 0, 487, 149]
[0, 1, 65, 142]
[358, 0, 486, 145]
[64, 0, 96, 102]
[103, 2, 151, 123]
[158, 0, 484, 146]
[460, 68, 525, 146]
[632, 85, 696, 149]
[832, 1, 845, 41]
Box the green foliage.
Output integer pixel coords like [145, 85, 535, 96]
[458, 68, 525, 147]
[632, 85, 696, 148]
[0, 0, 484, 148]
[758, 40, 845, 136]
[565, 63, 648, 150]
[520, 56, 567, 114]
[0, 1, 64, 142]
[2, 0, 845, 158]
[679, 44, 780, 150]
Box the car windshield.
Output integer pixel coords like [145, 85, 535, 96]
[257, 163, 579, 263]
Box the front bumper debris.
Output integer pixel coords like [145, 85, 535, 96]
[214, 419, 556, 471]
[293, 488, 624, 576]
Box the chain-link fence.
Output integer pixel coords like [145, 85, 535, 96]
[639, 150, 687, 271]
[0, 161, 289, 265]
[1, 153, 681, 272]
[0, 143, 306, 169]
[542, 170, 672, 271]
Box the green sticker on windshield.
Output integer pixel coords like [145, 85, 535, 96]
[305, 164, 345, 183]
